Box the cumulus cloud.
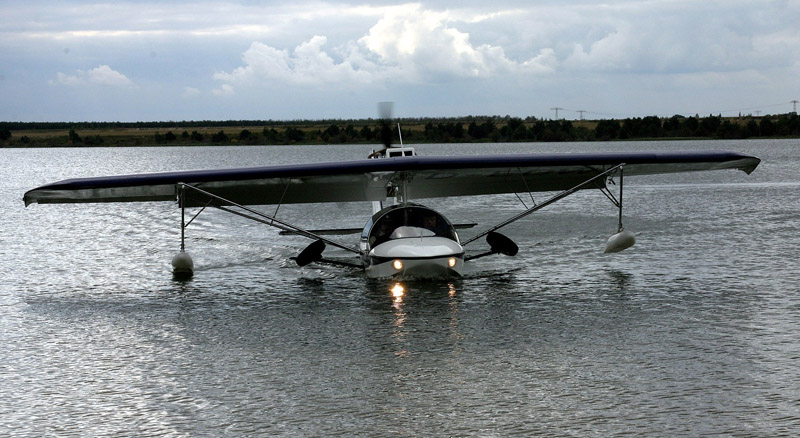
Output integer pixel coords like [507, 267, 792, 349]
[358, 4, 516, 79]
[213, 4, 555, 92]
[213, 36, 375, 88]
[51, 65, 132, 87]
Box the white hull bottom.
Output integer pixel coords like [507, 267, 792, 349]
[366, 256, 464, 279]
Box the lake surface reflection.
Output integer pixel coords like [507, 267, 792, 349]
[1, 140, 799, 436]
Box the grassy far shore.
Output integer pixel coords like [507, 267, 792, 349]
[2, 113, 799, 147]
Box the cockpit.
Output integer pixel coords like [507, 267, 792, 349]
[362, 204, 458, 249]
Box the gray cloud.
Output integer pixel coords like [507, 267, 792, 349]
[2, 0, 798, 121]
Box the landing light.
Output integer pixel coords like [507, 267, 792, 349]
[393, 259, 403, 270]
[448, 257, 457, 268]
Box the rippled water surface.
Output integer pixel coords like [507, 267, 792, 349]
[2, 140, 799, 436]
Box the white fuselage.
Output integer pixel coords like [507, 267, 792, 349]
[360, 205, 464, 278]
[361, 146, 465, 278]
[364, 235, 464, 278]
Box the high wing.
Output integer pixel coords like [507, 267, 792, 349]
[23, 150, 760, 207]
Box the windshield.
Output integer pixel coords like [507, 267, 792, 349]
[367, 206, 457, 247]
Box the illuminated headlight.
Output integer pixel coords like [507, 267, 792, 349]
[448, 257, 457, 268]
[393, 260, 403, 270]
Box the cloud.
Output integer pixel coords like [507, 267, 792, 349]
[212, 84, 235, 96]
[52, 72, 84, 87]
[213, 36, 375, 89]
[557, 1, 800, 75]
[86, 65, 132, 86]
[563, 26, 636, 71]
[358, 4, 514, 79]
[7, 0, 799, 121]
[51, 65, 132, 87]
[212, 4, 555, 91]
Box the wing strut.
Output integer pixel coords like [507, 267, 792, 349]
[601, 167, 636, 253]
[179, 183, 363, 256]
[172, 184, 195, 279]
[463, 163, 625, 246]
[596, 167, 626, 232]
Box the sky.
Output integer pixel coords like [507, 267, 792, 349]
[1, 0, 799, 122]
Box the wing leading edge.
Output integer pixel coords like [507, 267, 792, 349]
[23, 150, 760, 207]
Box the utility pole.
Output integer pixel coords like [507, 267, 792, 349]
[550, 107, 564, 120]
[577, 110, 586, 121]
[791, 100, 798, 114]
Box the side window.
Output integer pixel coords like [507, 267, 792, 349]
[361, 217, 373, 240]
[369, 214, 396, 247]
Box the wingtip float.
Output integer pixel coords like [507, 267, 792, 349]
[604, 230, 637, 254]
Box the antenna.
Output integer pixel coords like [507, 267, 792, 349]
[550, 107, 564, 120]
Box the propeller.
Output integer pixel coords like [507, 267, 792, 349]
[378, 101, 394, 149]
[368, 102, 395, 158]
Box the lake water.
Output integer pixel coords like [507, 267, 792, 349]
[1, 139, 799, 436]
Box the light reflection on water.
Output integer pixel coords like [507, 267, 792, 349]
[1, 140, 800, 436]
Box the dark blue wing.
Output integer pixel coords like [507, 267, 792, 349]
[24, 150, 760, 206]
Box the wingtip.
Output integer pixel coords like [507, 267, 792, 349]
[743, 156, 761, 175]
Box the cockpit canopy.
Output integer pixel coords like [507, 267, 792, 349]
[362, 204, 458, 248]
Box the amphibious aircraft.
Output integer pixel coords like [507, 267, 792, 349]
[23, 118, 760, 279]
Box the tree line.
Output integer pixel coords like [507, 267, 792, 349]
[0, 115, 506, 132]
[2, 113, 799, 147]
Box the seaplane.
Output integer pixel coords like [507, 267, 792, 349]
[23, 107, 760, 280]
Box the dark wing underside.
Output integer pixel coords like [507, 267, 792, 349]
[23, 150, 760, 207]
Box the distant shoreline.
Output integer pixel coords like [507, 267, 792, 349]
[2, 113, 798, 147]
